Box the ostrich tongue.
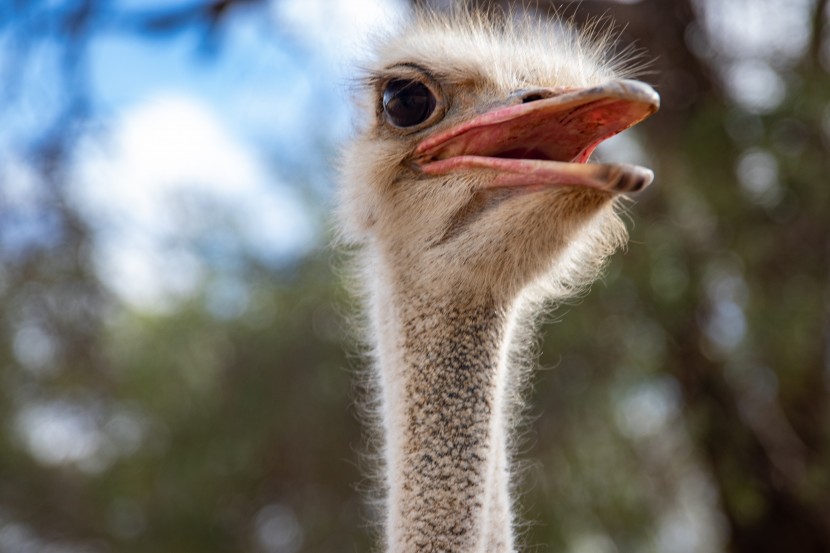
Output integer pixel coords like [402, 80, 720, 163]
[415, 79, 660, 193]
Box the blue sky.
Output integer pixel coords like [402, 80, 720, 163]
[88, 11, 305, 146]
[2, 0, 405, 313]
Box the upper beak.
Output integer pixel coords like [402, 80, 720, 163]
[414, 79, 660, 193]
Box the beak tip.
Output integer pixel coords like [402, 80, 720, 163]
[608, 164, 654, 194]
[628, 167, 654, 193]
[615, 79, 661, 112]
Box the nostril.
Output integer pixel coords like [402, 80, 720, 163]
[511, 88, 554, 104]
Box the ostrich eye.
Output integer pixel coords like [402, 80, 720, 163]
[382, 79, 436, 128]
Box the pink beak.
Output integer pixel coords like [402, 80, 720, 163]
[414, 80, 660, 193]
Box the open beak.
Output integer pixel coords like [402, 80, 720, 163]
[414, 79, 660, 193]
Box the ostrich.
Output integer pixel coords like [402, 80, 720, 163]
[337, 9, 659, 553]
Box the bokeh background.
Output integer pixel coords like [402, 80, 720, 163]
[1, 0, 829, 551]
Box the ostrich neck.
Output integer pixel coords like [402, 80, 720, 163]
[372, 277, 516, 553]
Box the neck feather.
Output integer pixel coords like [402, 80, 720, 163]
[370, 279, 518, 553]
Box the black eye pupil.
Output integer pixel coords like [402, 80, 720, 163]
[382, 79, 436, 128]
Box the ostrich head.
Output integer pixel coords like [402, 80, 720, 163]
[338, 11, 659, 305]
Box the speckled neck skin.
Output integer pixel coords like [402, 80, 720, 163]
[374, 285, 517, 553]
